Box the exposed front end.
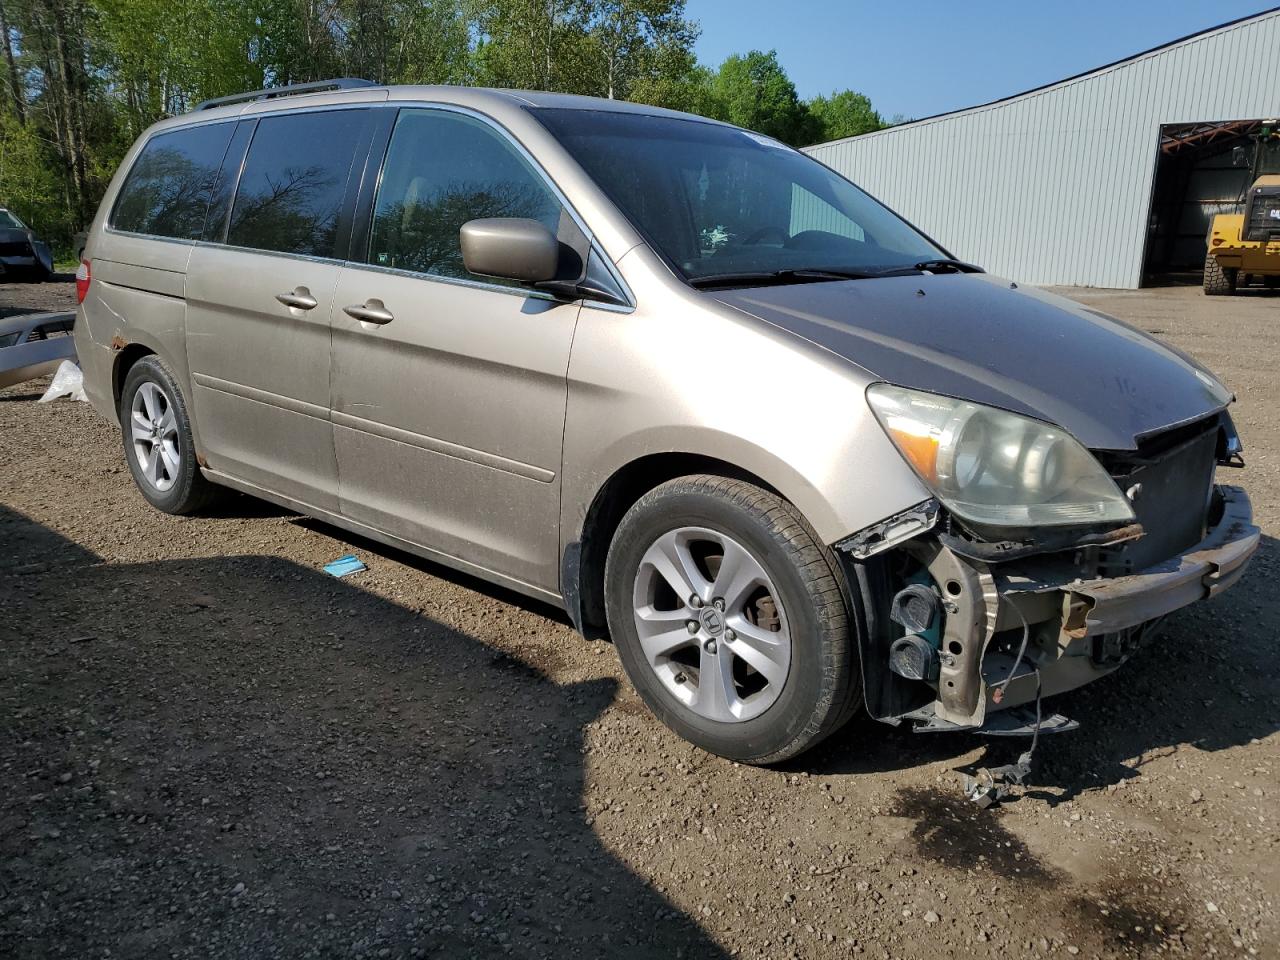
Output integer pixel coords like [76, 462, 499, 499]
[841, 407, 1259, 733]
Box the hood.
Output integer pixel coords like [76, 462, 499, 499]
[714, 274, 1230, 451]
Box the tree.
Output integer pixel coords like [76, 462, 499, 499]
[372, 0, 470, 85]
[10, 0, 96, 224]
[0, 0, 24, 123]
[806, 89, 883, 142]
[704, 50, 807, 145]
[469, 0, 595, 92]
[94, 0, 266, 138]
[0, 113, 65, 237]
[0, 0, 890, 254]
[582, 0, 696, 102]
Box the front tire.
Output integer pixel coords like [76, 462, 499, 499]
[1203, 253, 1237, 296]
[119, 355, 219, 514]
[604, 475, 860, 764]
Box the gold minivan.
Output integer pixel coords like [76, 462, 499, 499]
[74, 80, 1259, 763]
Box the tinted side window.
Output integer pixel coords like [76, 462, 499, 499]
[368, 110, 562, 281]
[227, 110, 366, 258]
[111, 122, 236, 239]
[202, 121, 256, 244]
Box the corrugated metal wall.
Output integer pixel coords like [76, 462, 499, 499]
[804, 11, 1280, 289]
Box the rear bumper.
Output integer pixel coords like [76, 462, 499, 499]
[1063, 485, 1258, 637]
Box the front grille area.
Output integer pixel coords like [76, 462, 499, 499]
[1096, 417, 1220, 574]
[1244, 188, 1280, 243]
[0, 240, 31, 257]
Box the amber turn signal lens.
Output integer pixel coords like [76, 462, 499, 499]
[882, 424, 940, 484]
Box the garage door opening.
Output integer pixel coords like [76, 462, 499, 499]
[1142, 120, 1271, 286]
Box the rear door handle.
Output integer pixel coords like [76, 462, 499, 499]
[343, 299, 394, 325]
[275, 287, 318, 310]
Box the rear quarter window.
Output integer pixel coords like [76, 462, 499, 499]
[111, 122, 237, 240]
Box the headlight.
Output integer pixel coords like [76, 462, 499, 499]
[866, 384, 1135, 529]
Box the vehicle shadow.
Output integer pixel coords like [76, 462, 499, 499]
[0, 505, 729, 959]
[797, 535, 1280, 803]
[289, 514, 577, 629]
[273, 507, 1278, 808]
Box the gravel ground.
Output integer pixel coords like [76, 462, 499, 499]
[1, 279, 1276, 960]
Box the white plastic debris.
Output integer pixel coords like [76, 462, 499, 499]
[38, 360, 87, 403]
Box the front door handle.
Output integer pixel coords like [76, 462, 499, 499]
[343, 299, 394, 325]
[275, 287, 318, 310]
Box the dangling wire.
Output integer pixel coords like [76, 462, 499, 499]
[963, 604, 1047, 807]
[991, 603, 1031, 705]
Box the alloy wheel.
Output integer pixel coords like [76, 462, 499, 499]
[129, 381, 180, 493]
[631, 526, 791, 722]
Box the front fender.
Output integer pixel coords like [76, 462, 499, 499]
[559, 261, 931, 553]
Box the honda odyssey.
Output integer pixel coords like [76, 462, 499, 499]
[73, 80, 1259, 763]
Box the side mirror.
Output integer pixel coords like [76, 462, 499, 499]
[460, 218, 560, 284]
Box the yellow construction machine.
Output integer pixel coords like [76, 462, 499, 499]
[1204, 121, 1280, 295]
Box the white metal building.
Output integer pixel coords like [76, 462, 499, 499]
[805, 9, 1280, 289]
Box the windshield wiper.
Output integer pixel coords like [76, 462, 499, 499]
[911, 258, 984, 274]
[688, 268, 882, 289]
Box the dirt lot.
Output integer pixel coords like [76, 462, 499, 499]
[1, 280, 1276, 960]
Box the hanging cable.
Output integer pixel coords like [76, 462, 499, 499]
[962, 603, 1045, 807]
[991, 603, 1031, 705]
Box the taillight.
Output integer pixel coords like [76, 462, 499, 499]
[75, 259, 90, 304]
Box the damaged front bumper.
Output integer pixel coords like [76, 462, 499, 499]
[1059, 485, 1257, 637]
[842, 485, 1260, 733]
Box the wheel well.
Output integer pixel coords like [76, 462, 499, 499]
[112, 344, 155, 405]
[571, 453, 779, 639]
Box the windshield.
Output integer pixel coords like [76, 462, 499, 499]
[530, 108, 945, 284]
[0, 210, 25, 229]
[1257, 134, 1280, 177]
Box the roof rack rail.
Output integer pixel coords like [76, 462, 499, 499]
[193, 78, 377, 113]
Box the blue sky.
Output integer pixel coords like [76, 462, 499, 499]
[686, 1, 1274, 120]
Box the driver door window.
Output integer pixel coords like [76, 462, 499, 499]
[366, 110, 562, 283]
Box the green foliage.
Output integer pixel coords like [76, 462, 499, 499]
[703, 50, 807, 144]
[0, 0, 888, 243]
[807, 89, 885, 141]
[691, 50, 883, 147]
[0, 113, 68, 242]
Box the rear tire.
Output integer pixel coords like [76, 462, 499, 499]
[1203, 254, 1237, 296]
[604, 475, 861, 764]
[119, 355, 220, 515]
